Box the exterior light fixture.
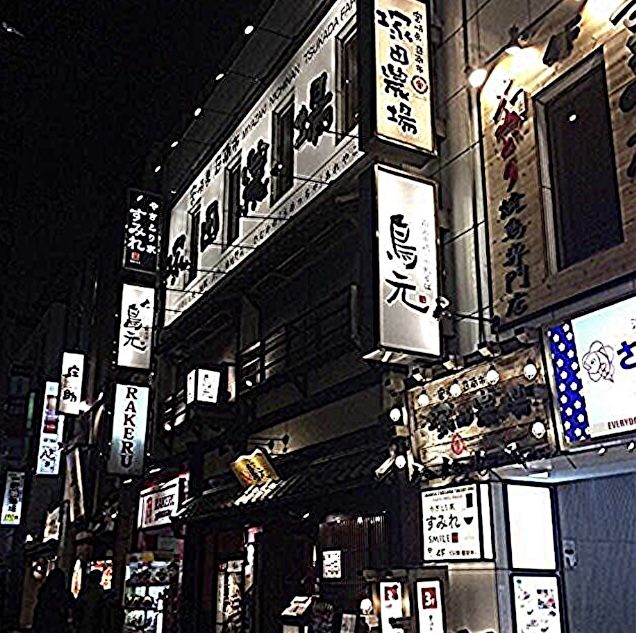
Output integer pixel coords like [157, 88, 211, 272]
[389, 407, 402, 423]
[486, 365, 500, 386]
[395, 454, 407, 470]
[194, 107, 202, 117]
[598, 446, 607, 456]
[302, 512, 310, 519]
[215, 72, 225, 81]
[149, 467, 161, 474]
[164, 422, 172, 432]
[170, 189, 177, 195]
[360, 598, 373, 615]
[154, 165, 161, 173]
[417, 392, 430, 407]
[123, 478, 133, 485]
[449, 382, 462, 398]
[627, 441, 635, 452]
[357, 516, 364, 525]
[468, 66, 488, 88]
[531, 420, 547, 439]
[523, 361, 539, 381]
[170, 140, 179, 148]
[244, 25, 255, 35]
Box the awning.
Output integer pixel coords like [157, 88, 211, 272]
[175, 441, 388, 523]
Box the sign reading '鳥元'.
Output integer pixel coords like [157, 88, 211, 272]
[117, 284, 155, 370]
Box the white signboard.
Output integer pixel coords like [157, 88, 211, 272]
[1, 471, 25, 525]
[58, 352, 85, 415]
[186, 368, 222, 404]
[421, 484, 490, 562]
[373, 0, 434, 154]
[36, 381, 65, 476]
[376, 165, 439, 357]
[322, 549, 342, 579]
[415, 580, 445, 633]
[117, 284, 155, 369]
[512, 575, 562, 633]
[379, 581, 404, 633]
[138, 475, 188, 529]
[165, 0, 364, 325]
[108, 384, 149, 476]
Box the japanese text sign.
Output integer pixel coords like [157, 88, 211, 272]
[117, 284, 155, 370]
[379, 581, 404, 633]
[373, 0, 434, 154]
[416, 580, 445, 633]
[375, 164, 439, 358]
[36, 381, 65, 476]
[421, 484, 491, 562]
[138, 475, 188, 529]
[231, 449, 279, 488]
[548, 294, 636, 445]
[58, 352, 85, 415]
[108, 384, 149, 476]
[1, 471, 25, 525]
[124, 189, 161, 273]
[186, 368, 223, 405]
[322, 550, 342, 579]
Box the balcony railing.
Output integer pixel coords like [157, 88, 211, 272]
[239, 284, 361, 392]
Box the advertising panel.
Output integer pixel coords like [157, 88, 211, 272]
[512, 575, 563, 633]
[1, 471, 25, 526]
[36, 381, 65, 476]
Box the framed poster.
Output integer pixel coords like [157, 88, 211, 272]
[322, 549, 342, 580]
[379, 581, 404, 633]
[512, 575, 563, 633]
[415, 580, 446, 633]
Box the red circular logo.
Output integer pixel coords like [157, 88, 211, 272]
[412, 76, 429, 95]
[451, 433, 465, 456]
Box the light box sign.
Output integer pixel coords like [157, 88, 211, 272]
[231, 449, 279, 488]
[186, 368, 222, 405]
[361, 0, 435, 156]
[36, 381, 65, 476]
[117, 284, 155, 370]
[108, 384, 149, 476]
[58, 352, 85, 415]
[416, 580, 445, 633]
[379, 581, 404, 633]
[512, 575, 562, 633]
[1, 471, 25, 526]
[322, 549, 342, 579]
[138, 475, 188, 529]
[547, 294, 636, 446]
[364, 164, 439, 362]
[124, 189, 161, 273]
[421, 483, 492, 562]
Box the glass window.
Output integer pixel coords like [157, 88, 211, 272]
[536, 51, 622, 271]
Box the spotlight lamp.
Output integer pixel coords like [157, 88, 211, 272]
[417, 392, 430, 408]
[485, 365, 500, 386]
[468, 66, 488, 88]
[389, 407, 403, 423]
[170, 140, 179, 148]
[627, 441, 635, 452]
[215, 73, 225, 81]
[523, 360, 539, 381]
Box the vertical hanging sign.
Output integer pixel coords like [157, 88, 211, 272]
[108, 384, 149, 476]
[364, 164, 440, 361]
[36, 381, 65, 476]
[58, 352, 85, 415]
[361, 0, 435, 158]
[123, 189, 162, 273]
[1, 471, 26, 525]
[117, 284, 155, 370]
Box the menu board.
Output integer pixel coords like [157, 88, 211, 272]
[512, 575, 562, 633]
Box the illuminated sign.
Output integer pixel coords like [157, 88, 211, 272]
[1, 471, 25, 526]
[58, 352, 85, 415]
[107, 384, 149, 476]
[415, 580, 445, 633]
[138, 475, 188, 529]
[123, 189, 161, 273]
[186, 368, 223, 404]
[547, 294, 636, 445]
[36, 381, 65, 476]
[117, 284, 155, 370]
[512, 575, 562, 633]
[231, 449, 279, 488]
[379, 581, 404, 633]
[322, 549, 342, 579]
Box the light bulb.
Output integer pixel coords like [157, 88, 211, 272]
[486, 367, 500, 385]
[395, 454, 407, 470]
[417, 392, 430, 407]
[449, 382, 462, 398]
[389, 407, 402, 422]
[468, 67, 488, 88]
[170, 140, 179, 148]
[194, 107, 202, 117]
[531, 421, 546, 439]
[244, 25, 255, 35]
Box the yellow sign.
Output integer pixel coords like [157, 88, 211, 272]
[231, 449, 279, 488]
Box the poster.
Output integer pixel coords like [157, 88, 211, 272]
[322, 549, 342, 579]
[415, 580, 445, 633]
[1, 471, 25, 525]
[36, 381, 65, 476]
[379, 581, 404, 633]
[107, 384, 149, 476]
[512, 575, 562, 633]
[117, 283, 155, 370]
[421, 484, 489, 562]
[58, 352, 85, 415]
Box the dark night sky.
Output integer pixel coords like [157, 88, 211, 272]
[1, 0, 270, 340]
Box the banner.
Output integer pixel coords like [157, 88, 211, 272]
[107, 384, 149, 476]
[1, 471, 25, 525]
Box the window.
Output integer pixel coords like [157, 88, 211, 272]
[187, 207, 200, 285]
[535, 51, 622, 271]
[271, 100, 294, 204]
[225, 160, 241, 248]
[338, 27, 359, 138]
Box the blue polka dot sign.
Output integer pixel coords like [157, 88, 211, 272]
[548, 294, 636, 446]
